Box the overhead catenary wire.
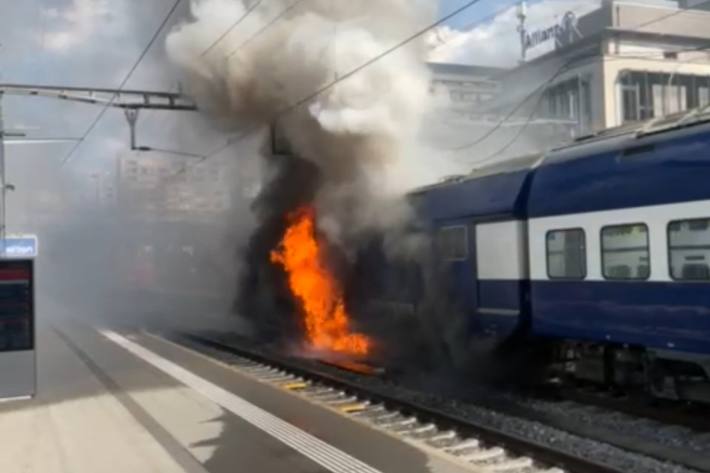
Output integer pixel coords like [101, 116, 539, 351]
[197, 0, 490, 164]
[398, 2, 508, 58]
[196, 0, 710, 169]
[448, 53, 638, 155]
[170, 0, 312, 168]
[194, 0, 592, 164]
[431, 1, 598, 58]
[60, 0, 183, 167]
[454, 1, 710, 160]
[462, 48, 710, 167]
[200, 0, 264, 57]
[630, 0, 710, 31]
[211, 0, 686, 162]
[226, 0, 307, 59]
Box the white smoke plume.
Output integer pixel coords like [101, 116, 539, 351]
[166, 0, 436, 248]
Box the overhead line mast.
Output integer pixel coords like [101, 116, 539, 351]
[0, 83, 198, 251]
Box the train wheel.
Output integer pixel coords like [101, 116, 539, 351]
[643, 356, 680, 401]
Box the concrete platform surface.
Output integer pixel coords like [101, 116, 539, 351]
[0, 320, 475, 473]
[0, 326, 188, 473]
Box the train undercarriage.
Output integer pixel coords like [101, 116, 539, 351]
[549, 341, 710, 404]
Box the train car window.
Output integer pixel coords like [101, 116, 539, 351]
[546, 229, 586, 279]
[668, 218, 710, 281]
[437, 226, 468, 261]
[601, 224, 650, 280]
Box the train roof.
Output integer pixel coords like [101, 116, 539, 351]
[410, 153, 537, 221]
[412, 105, 710, 221]
[529, 106, 710, 218]
[544, 105, 710, 164]
[416, 104, 710, 196]
[412, 153, 542, 196]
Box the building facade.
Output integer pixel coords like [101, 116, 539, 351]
[510, 0, 710, 137]
[118, 154, 231, 220]
[427, 63, 503, 116]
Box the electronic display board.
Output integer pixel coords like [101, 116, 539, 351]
[0, 259, 35, 399]
[0, 260, 33, 352]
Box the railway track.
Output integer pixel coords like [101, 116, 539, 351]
[508, 386, 710, 472]
[169, 331, 658, 473]
[537, 383, 710, 434]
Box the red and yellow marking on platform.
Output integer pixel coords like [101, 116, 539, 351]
[282, 381, 309, 391]
[338, 403, 368, 414]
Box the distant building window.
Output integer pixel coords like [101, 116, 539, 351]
[619, 71, 710, 123]
[601, 224, 650, 280]
[668, 218, 710, 281]
[450, 91, 463, 101]
[622, 82, 641, 122]
[547, 229, 586, 279]
[542, 77, 593, 135]
[437, 226, 468, 261]
[461, 93, 479, 102]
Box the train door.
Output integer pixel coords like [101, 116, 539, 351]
[468, 223, 479, 312]
[436, 223, 477, 319]
[473, 220, 528, 337]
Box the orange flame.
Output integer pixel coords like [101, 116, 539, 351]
[270, 205, 371, 356]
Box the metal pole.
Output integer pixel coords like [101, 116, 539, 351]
[517, 1, 528, 64]
[124, 108, 140, 150]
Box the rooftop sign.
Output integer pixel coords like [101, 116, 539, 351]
[523, 12, 582, 54]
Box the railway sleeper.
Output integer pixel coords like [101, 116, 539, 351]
[380, 416, 418, 430]
[458, 446, 505, 462]
[426, 430, 457, 444]
[446, 438, 481, 453]
[478, 457, 534, 471]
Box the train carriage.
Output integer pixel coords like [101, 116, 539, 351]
[410, 108, 710, 402]
[412, 155, 537, 340]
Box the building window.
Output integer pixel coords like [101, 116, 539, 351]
[601, 224, 650, 280]
[668, 218, 710, 281]
[621, 82, 641, 122]
[546, 229, 586, 279]
[437, 226, 468, 261]
[619, 71, 710, 124]
[699, 86, 710, 107]
[450, 91, 463, 101]
[542, 77, 593, 135]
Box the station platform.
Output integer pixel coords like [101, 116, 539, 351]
[0, 320, 474, 473]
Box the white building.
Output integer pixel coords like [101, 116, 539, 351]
[118, 154, 231, 219]
[427, 63, 503, 116]
[510, 0, 710, 137]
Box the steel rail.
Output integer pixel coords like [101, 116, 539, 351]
[179, 332, 625, 473]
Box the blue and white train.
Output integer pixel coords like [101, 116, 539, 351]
[409, 110, 710, 402]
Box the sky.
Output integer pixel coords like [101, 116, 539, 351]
[440, 0, 521, 28]
[0, 0, 229, 222]
[433, 0, 601, 65]
[0, 0, 602, 228]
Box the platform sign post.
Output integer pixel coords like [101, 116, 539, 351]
[0, 236, 37, 401]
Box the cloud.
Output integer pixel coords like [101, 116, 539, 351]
[428, 0, 601, 66]
[42, 0, 125, 52]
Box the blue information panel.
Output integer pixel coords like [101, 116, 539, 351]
[1, 236, 38, 259]
[0, 260, 34, 352]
